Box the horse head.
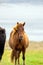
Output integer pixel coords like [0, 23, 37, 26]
[14, 22, 25, 42]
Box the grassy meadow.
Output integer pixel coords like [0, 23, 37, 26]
[0, 41, 43, 65]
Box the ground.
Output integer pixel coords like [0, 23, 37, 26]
[0, 41, 43, 65]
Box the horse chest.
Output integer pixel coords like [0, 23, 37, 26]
[15, 43, 23, 51]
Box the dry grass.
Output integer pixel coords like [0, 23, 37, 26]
[27, 41, 43, 51]
[5, 40, 43, 51]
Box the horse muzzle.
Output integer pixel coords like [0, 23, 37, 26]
[19, 36, 23, 42]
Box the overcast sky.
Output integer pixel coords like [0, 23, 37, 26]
[0, 1, 43, 41]
[0, 0, 43, 4]
[0, 4, 43, 30]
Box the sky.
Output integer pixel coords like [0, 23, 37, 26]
[0, 0, 43, 4]
[0, 0, 43, 41]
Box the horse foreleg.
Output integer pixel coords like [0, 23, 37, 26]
[18, 51, 21, 65]
[22, 49, 25, 65]
[17, 52, 20, 65]
[15, 57, 17, 65]
[18, 57, 19, 65]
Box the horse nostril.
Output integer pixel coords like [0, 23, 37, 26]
[19, 36, 23, 42]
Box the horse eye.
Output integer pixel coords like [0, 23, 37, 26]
[16, 30, 18, 32]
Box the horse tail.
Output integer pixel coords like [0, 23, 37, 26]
[11, 49, 15, 62]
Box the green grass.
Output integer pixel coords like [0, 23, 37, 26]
[0, 49, 43, 65]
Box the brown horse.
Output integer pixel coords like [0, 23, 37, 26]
[9, 22, 29, 65]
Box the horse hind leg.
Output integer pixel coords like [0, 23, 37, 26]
[11, 49, 15, 62]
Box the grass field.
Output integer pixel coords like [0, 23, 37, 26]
[0, 41, 43, 65]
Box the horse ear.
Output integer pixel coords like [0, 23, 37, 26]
[17, 22, 19, 24]
[23, 22, 25, 26]
[13, 27, 16, 31]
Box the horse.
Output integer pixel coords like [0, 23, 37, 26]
[0, 27, 6, 61]
[9, 22, 29, 65]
